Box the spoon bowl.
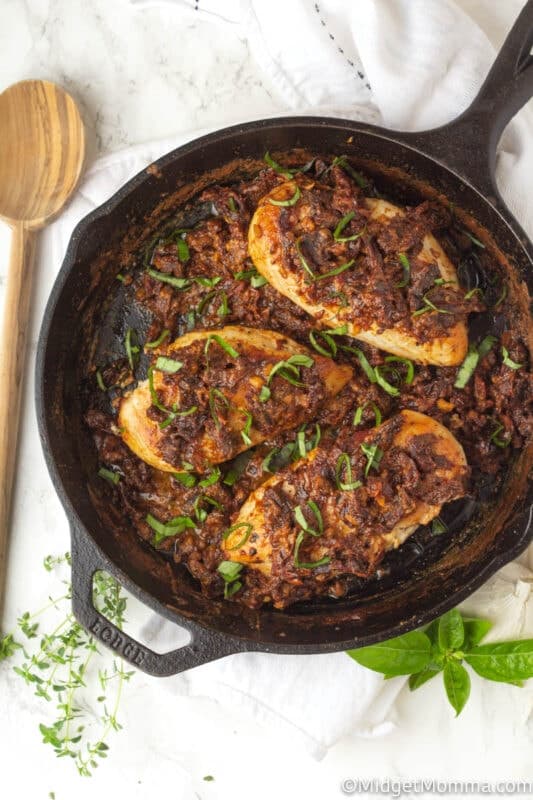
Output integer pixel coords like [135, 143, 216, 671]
[0, 79, 85, 614]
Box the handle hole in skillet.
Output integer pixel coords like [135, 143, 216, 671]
[94, 571, 191, 654]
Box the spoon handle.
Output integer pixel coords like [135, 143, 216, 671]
[0, 221, 36, 611]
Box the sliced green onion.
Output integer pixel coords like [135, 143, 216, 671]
[194, 494, 223, 523]
[268, 185, 301, 207]
[395, 253, 410, 288]
[361, 442, 383, 477]
[208, 388, 229, 429]
[198, 467, 221, 488]
[154, 356, 183, 374]
[240, 409, 253, 446]
[501, 346, 523, 370]
[478, 335, 497, 358]
[98, 467, 120, 485]
[145, 329, 171, 349]
[384, 356, 415, 385]
[146, 512, 195, 545]
[296, 430, 307, 458]
[263, 151, 295, 179]
[147, 268, 191, 290]
[353, 402, 382, 428]
[217, 560, 243, 598]
[172, 471, 197, 488]
[125, 328, 140, 371]
[431, 517, 447, 535]
[204, 334, 240, 360]
[259, 385, 271, 402]
[96, 370, 106, 391]
[223, 522, 253, 550]
[335, 453, 362, 492]
[194, 276, 222, 288]
[294, 500, 323, 537]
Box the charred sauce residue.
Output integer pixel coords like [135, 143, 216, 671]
[84, 156, 533, 609]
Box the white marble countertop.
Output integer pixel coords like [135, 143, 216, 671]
[1, 1, 533, 799]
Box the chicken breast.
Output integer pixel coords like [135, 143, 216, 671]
[223, 411, 468, 592]
[248, 180, 469, 365]
[119, 325, 352, 473]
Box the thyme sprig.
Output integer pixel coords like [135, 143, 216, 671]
[0, 554, 134, 777]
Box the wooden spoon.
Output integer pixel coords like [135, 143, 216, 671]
[0, 79, 85, 606]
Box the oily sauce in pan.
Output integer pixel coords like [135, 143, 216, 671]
[84, 155, 533, 609]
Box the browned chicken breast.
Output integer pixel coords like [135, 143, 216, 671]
[223, 410, 468, 607]
[248, 179, 470, 365]
[119, 325, 352, 473]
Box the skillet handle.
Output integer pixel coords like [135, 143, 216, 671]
[394, 0, 533, 196]
[70, 523, 239, 677]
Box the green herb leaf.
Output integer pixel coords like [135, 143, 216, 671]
[431, 516, 447, 535]
[353, 402, 382, 428]
[332, 211, 365, 243]
[293, 529, 331, 570]
[295, 238, 316, 281]
[438, 609, 464, 652]
[263, 151, 295, 179]
[462, 618, 492, 650]
[204, 335, 240, 360]
[240, 409, 253, 446]
[154, 356, 183, 374]
[396, 252, 411, 288]
[294, 500, 323, 537]
[374, 365, 400, 397]
[98, 467, 120, 486]
[147, 268, 191, 290]
[198, 467, 221, 488]
[208, 388, 229, 429]
[145, 329, 171, 349]
[335, 453, 362, 492]
[268, 184, 301, 207]
[463, 230, 485, 249]
[443, 660, 471, 716]
[314, 259, 355, 281]
[259, 385, 271, 402]
[360, 442, 383, 476]
[464, 640, 533, 683]
[94, 371, 107, 396]
[490, 421, 511, 448]
[408, 666, 442, 691]
[177, 237, 190, 263]
[347, 631, 432, 676]
[501, 346, 523, 370]
[330, 155, 367, 188]
[384, 356, 415, 384]
[233, 267, 268, 287]
[125, 328, 140, 372]
[340, 345, 377, 383]
[265, 354, 314, 393]
[454, 336, 497, 389]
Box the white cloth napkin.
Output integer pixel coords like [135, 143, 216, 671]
[5, 0, 532, 761]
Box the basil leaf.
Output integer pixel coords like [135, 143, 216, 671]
[408, 666, 442, 691]
[438, 609, 464, 652]
[346, 631, 431, 676]
[501, 346, 523, 370]
[172, 471, 196, 488]
[147, 268, 191, 290]
[462, 618, 492, 650]
[443, 660, 470, 716]
[263, 151, 295, 179]
[464, 640, 533, 683]
[145, 329, 171, 349]
[395, 252, 410, 288]
[205, 334, 240, 360]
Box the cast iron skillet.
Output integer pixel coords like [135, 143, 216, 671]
[36, 3, 533, 676]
